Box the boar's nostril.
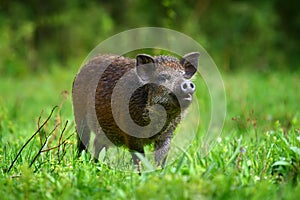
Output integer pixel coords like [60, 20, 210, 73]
[190, 83, 195, 89]
[181, 80, 196, 94]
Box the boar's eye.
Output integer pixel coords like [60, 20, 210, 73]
[157, 73, 171, 82]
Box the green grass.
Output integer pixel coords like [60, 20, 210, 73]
[0, 68, 300, 199]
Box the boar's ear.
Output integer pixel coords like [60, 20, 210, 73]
[136, 54, 156, 81]
[180, 52, 200, 79]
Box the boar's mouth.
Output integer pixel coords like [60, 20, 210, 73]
[182, 93, 193, 102]
[178, 93, 194, 109]
[169, 92, 193, 109]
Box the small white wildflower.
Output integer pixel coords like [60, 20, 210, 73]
[254, 176, 260, 182]
[280, 157, 286, 161]
[265, 130, 275, 137]
[217, 137, 222, 143]
[246, 160, 252, 166]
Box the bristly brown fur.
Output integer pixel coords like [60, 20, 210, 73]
[72, 52, 199, 170]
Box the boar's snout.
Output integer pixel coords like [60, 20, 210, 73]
[173, 79, 196, 107]
[180, 80, 196, 95]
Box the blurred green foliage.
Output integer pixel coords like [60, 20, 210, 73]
[0, 0, 299, 76]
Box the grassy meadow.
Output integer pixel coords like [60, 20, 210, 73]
[1, 1, 300, 199]
[0, 66, 299, 199]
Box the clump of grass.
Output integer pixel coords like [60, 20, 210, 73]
[5, 92, 75, 175]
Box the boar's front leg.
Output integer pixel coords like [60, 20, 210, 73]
[129, 144, 145, 175]
[154, 136, 172, 167]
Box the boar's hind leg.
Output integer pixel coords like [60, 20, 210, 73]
[76, 119, 91, 156]
[93, 132, 110, 162]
